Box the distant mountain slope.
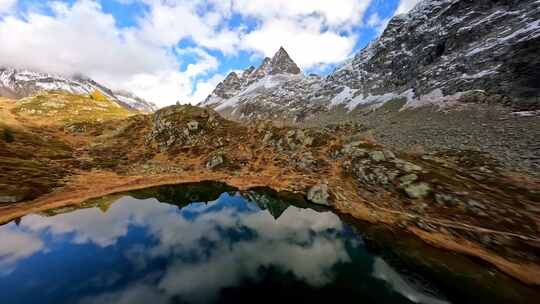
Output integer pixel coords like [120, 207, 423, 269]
[113, 90, 158, 113]
[0, 68, 158, 113]
[13, 91, 134, 125]
[202, 0, 540, 122]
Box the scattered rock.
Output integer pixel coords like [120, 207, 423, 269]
[296, 130, 314, 146]
[394, 159, 423, 172]
[187, 121, 199, 131]
[369, 151, 386, 162]
[434, 193, 461, 207]
[341, 143, 368, 158]
[295, 152, 316, 171]
[0, 195, 21, 203]
[383, 149, 396, 160]
[206, 154, 224, 169]
[404, 183, 431, 199]
[399, 174, 418, 186]
[262, 132, 273, 144]
[307, 183, 331, 206]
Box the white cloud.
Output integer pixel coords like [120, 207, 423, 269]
[0, 1, 175, 77]
[0, 0, 381, 106]
[396, 0, 422, 15]
[233, 0, 370, 28]
[0, 228, 44, 275]
[235, 0, 372, 69]
[0, 0, 17, 14]
[242, 18, 357, 68]
[0, 0, 223, 107]
[366, 12, 391, 34]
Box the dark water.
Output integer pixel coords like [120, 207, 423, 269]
[0, 183, 534, 304]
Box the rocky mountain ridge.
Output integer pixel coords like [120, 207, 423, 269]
[201, 0, 540, 122]
[0, 67, 158, 113]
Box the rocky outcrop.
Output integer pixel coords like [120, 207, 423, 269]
[144, 105, 234, 154]
[307, 183, 331, 206]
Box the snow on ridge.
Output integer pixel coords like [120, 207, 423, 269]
[461, 65, 501, 79]
[347, 89, 415, 111]
[214, 73, 302, 111]
[402, 89, 465, 110]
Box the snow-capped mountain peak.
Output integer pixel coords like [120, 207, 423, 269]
[200, 46, 305, 108]
[0, 67, 158, 113]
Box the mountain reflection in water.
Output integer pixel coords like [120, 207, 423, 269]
[0, 183, 449, 304]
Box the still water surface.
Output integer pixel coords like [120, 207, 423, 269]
[0, 182, 489, 304]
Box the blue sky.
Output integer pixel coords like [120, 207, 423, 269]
[0, 0, 421, 107]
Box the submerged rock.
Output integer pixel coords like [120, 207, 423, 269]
[307, 183, 331, 206]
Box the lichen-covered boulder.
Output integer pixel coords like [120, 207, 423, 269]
[307, 183, 331, 206]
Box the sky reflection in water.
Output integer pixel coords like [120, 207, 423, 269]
[0, 187, 449, 304]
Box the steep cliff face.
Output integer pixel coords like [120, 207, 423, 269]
[325, 0, 540, 111]
[202, 0, 540, 122]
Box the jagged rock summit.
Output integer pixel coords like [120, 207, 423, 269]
[201, 0, 540, 122]
[200, 46, 306, 110]
[269, 47, 302, 75]
[0, 67, 158, 113]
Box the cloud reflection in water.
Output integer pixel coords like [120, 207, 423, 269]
[0, 190, 449, 304]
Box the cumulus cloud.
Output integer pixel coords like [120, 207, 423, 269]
[236, 0, 371, 68]
[241, 18, 357, 68]
[0, 1, 175, 78]
[0, 0, 229, 107]
[0, 228, 44, 275]
[0, 0, 392, 106]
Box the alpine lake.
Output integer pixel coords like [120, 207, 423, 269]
[0, 181, 538, 304]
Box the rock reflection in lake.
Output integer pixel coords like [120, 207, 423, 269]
[0, 182, 450, 304]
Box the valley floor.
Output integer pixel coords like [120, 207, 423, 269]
[1, 98, 539, 288]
